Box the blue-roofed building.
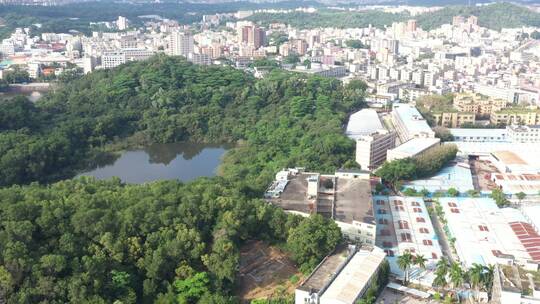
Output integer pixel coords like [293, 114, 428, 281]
[403, 157, 474, 193]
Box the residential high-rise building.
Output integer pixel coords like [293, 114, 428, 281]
[452, 15, 465, 26]
[407, 19, 417, 32]
[117, 16, 128, 31]
[169, 31, 194, 57]
[252, 26, 266, 49]
[239, 25, 266, 49]
[468, 15, 478, 26]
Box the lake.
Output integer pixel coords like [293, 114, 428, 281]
[0, 91, 44, 102]
[77, 142, 230, 183]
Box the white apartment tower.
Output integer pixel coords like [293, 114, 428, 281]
[169, 31, 194, 57]
[117, 16, 128, 31]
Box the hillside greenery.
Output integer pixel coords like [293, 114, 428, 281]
[0, 55, 364, 189]
[0, 1, 321, 39]
[0, 54, 365, 302]
[0, 177, 341, 303]
[416, 2, 540, 31]
[375, 144, 458, 188]
[246, 3, 540, 32]
[247, 9, 408, 29]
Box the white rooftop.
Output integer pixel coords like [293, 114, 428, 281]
[392, 103, 433, 137]
[448, 142, 540, 172]
[439, 197, 532, 268]
[388, 137, 440, 158]
[346, 109, 385, 140]
[449, 128, 508, 142]
[320, 247, 386, 304]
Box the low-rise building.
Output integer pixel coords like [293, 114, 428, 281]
[432, 111, 475, 128]
[374, 195, 442, 283]
[387, 137, 440, 161]
[453, 92, 508, 116]
[391, 103, 435, 142]
[507, 125, 540, 143]
[295, 245, 387, 304]
[265, 168, 376, 245]
[439, 197, 540, 268]
[450, 128, 508, 142]
[490, 108, 540, 126]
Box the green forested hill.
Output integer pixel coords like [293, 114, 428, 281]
[0, 177, 341, 303]
[246, 2, 540, 31]
[416, 2, 540, 31]
[0, 55, 364, 188]
[0, 55, 362, 302]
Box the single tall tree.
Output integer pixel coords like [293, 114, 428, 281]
[397, 252, 414, 285]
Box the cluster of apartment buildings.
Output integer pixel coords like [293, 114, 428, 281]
[426, 92, 540, 128]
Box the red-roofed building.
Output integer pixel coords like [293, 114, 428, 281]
[510, 221, 540, 262]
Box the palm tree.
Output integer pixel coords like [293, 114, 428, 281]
[415, 254, 427, 269]
[468, 263, 484, 300]
[435, 257, 449, 277]
[449, 262, 464, 289]
[433, 272, 447, 290]
[414, 254, 428, 285]
[483, 265, 495, 294]
[397, 252, 413, 285]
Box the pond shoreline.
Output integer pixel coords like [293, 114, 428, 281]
[77, 142, 232, 184]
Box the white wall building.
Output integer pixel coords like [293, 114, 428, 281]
[169, 31, 194, 57]
[295, 246, 386, 304]
[391, 103, 435, 142]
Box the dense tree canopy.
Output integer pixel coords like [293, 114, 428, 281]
[0, 54, 364, 302]
[376, 144, 458, 187]
[0, 55, 363, 191]
[0, 177, 339, 303]
[246, 3, 540, 32]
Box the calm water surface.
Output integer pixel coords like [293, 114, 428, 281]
[0, 91, 44, 102]
[78, 142, 230, 183]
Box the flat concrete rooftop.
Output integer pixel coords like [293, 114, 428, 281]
[267, 173, 374, 225]
[335, 178, 375, 225]
[297, 247, 348, 292]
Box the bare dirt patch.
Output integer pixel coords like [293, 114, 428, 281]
[236, 240, 300, 302]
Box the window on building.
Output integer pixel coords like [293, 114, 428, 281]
[377, 209, 387, 214]
[432, 252, 438, 259]
[380, 229, 391, 236]
[411, 201, 421, 206]
[448, 202, 457, 207]
[450, 208, 460, 213]
[419, 228, 429, 234]
[423, 239, 433, 246]
[401, 233, 412, 242]
[382, 241, 393, 248]
[376, 200, 385, 205]
[395, 206, 405, 211]
[385, 250, 395, 257]
[398, 220, 409, 229]
[413, 207, 422, 213]
[479, 225, 489, 232]
[416, 217, 426, 223]
[379, 218, 388, 225]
